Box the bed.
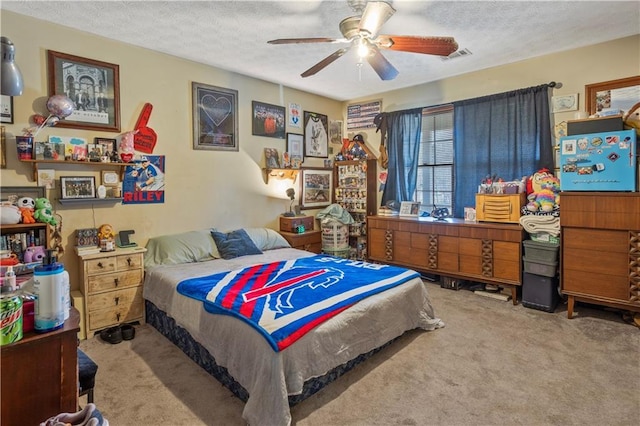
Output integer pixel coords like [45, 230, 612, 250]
[142, 228, 443, 425]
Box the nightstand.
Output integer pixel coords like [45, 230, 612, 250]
[77, 247, 147, 337]
[279, 230, 322, 253]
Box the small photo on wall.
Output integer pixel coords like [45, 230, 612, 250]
[252, 101, 285, 139]
[264, 148, 281, 169]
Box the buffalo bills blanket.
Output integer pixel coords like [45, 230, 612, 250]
[177, 255, 420, 351]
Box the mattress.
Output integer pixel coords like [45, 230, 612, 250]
[143, 248, 443, 425]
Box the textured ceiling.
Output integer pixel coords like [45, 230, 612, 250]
[2, 1, 639, 101]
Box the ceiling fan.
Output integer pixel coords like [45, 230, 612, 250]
[267, 0, 458, 81]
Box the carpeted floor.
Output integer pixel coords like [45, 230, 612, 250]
[79, 281, 639, 426]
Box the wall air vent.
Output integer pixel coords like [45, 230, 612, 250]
[441, 48, 472, 61]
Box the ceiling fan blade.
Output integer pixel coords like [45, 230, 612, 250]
[375, 35, 459, 56]
[367, 47, 398, 80]
[268, 37, 343, 44]
[301, 47, 350, 78]
[359, 1, 395, 38]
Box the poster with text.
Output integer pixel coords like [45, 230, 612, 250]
[122, 155, 165, 204]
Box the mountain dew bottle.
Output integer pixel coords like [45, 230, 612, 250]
[1, 290, 23, 345]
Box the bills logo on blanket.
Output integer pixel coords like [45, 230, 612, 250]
[177, 255, 419, 351]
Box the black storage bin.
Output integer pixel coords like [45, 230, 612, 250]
[522, 272, 559, 312]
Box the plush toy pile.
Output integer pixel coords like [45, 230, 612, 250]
[523, 168, 560, 215]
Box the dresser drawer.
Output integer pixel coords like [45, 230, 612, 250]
[116, 253, 144, 270]
[87, 269, 144, 293]
[86, 257, 117, 274]
[87, 286, 143, 312]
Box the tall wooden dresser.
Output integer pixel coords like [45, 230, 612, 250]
[78, 247, 147, 337]
[560, 192, 640, 318]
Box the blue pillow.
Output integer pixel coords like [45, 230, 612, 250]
[210, 228, 263, 259]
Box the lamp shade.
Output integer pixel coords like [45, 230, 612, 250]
[1, 37, 24, 96]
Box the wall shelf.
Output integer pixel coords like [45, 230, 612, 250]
[20, 159, 131, 181]
[263, 168, 299, 184]
[58, 197, 123, 206]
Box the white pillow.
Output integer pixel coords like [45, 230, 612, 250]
[242, 228, 291, 251]
[144, 229, 219, 268]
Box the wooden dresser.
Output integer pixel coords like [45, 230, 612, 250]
[1, 308, 79, 426]
[368, 216, 525, 303]
[560, 192, 640, 318]
[78, 247, 147, 337]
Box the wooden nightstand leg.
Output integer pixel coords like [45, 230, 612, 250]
[511, 286, 518, 305]
[567, 295, 575, 319]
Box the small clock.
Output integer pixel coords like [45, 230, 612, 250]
[101, 170, 119, 187]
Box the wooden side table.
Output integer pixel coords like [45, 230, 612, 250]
[279, 229, 322, 253]
[78, 247, 147, 337]
[1, 308, 80, 426]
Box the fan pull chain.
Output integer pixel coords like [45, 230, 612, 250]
[357, 61, 363, 81]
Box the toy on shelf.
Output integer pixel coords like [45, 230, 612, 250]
[17, 197, 36, 224]
[525, 168, 560, 213]
[33, 197, 57, 226]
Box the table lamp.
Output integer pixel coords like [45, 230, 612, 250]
[283, 188, 295, 217]
[1, 37, 24, 96]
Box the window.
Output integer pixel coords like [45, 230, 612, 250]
[415, 105, 454, 213]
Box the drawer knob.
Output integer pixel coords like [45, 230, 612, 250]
[114, 296, 120, 306]
[116, 313, 121, 321]
[97, 262, 103, 268]
[114, 278, 119, 287]
[127, 257, 132, 267]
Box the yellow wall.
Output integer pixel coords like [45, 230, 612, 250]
[1, 9, 639, 291]
[1, 11, 343, 289]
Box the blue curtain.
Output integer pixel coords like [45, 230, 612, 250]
[452, 84, 553, 218]
[381, 108, 423, 205]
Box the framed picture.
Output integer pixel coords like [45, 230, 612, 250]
[399, 201, 420, 217]
[87, 144, 104, 162]
[252, 101, 285, 139]
[101, 170, 119, 187]
[286, 132, 304, 161]
[551, 94, 578, 113]
[585, 76, 640, 115]
[76, 228, 99, 247]
[329, 119, 343, 144]
[303, 111, 329, 158]
[264, 148, 281, 169]
[1, 95, 13, 124]
[47, 50, 120, 132]
[94, 137, 118, 162]
[300, 168, 332, 210]
[192, 81, 238, 151]
[346, 99, 382, 130]
[60, 176, 96, 199]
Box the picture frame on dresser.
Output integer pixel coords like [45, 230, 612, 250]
[47, 50, 121, 132]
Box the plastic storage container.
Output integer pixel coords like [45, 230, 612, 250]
[522, 256, 558, 277]
[522, 272, 560, 312]
[522, 239, 560, 262]
[321, 219, 350, 252]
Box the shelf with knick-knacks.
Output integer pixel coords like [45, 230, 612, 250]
[262, 168, 300, 184]
[19, 159, 131, 181]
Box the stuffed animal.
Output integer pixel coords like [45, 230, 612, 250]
[24, 245, 46, 263]
[0, 203, 21, 225]
[17, 196, 36, 224]
[526, 169, 560, 213]
[98, 223, 116, 241]
[34, 197, 57, 226]
[118, 130, 137, 163]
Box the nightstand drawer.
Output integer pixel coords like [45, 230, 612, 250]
[116, 253, 144, 270]
[87, 269, 144, 293]
[86, 257, 117, 274]
[279, 230, 322, 250]
[88, 302, 144, 331]
[87, 286, 143, 312]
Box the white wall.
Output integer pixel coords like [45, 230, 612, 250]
[1, 9, 638, 291]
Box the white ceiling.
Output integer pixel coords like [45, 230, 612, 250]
[2, 1, 639, 101]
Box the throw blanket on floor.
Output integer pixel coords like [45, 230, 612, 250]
[177, 255, 420, 351]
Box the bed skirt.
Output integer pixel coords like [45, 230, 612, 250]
[145, 299, 398, 406]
